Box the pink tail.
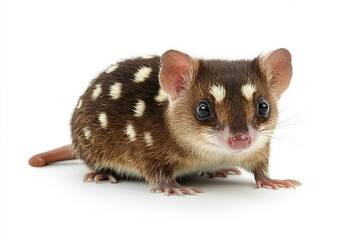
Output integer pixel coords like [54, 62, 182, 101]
[29, 144, 77, 167]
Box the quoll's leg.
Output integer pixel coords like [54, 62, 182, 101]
[254, 173, 301, 190]
[150, 179, 203, 196]
[204, 167, 241, 178]
[83, 171, 118, 183]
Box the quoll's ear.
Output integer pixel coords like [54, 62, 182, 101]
[159, 50, 194, 101]
[259, 48, 292, 99]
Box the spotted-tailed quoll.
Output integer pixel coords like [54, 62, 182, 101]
[29, 49, 301, 196]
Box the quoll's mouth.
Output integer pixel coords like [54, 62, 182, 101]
[215, 126, 259, 153]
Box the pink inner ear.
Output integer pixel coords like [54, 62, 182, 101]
[159, 50, 192, 100]
[263, 48, 293, 98]
[173, 65, 189, 93]
[175, 82, 186, 94]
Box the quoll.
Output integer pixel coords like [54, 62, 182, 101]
[29, 49, 301, 196]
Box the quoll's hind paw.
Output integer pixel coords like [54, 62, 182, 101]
[204, 168, 241, 178]
[83, 172, 118, 183]
[150, 180, 203, 196]
[256, 177, 301, 190]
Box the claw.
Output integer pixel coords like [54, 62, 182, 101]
[150, 180, 203, 196]
[255, 176, 301, 190]
[83, 172, 118, 184]
[206, 168, 241, 178]
[83, 172, 96, 182]
[108, 175, 118, 183]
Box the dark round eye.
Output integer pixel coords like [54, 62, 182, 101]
[257, 98, 270, 118]
[196, 100, 212, 121]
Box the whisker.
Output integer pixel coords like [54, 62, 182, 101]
[261, 132, 290, 138]
[263, 114, 305, 133]
[262, 127, 298, 138]
[275, 122, 303, 130]
[260, 134, 286, 142]
[277, 113, 304, 125]
[277, 103, 300, 114]
[260, 134, 297, 145]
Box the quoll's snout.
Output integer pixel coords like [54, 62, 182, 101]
[228, 132, 252, 149]
[217, 126, 259, 152]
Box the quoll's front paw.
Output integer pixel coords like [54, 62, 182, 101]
[204, 168, 241, 178]
[255, 175, 301, 190]
[150, 180, 203, 196]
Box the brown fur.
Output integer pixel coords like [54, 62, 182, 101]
[68, 50, 291, 185]
[30, 49, 298, 191]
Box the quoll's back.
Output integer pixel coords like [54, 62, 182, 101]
[71, 56, 171, 180]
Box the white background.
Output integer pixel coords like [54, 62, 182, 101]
[1, 0, 359, 239]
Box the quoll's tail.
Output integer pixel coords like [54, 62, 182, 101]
[29, 144, 77, 167]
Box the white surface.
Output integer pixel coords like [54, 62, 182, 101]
[1, 1, 359, 239]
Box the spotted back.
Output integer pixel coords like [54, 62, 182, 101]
[71, 56, 170, 176]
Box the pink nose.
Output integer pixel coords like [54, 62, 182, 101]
[228, 132, 252, 149]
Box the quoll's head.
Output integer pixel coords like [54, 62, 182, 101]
[159, 49, 292, 154]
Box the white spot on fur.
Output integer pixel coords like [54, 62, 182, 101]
[144, 132, 153, 146]
[77, 99, 83, 109]
[125, 124, 136, 142]
[155, 89, 169, 102]
[98, 112, 108, 128]
[109, 82, 122, 100]
[141, 55, 154, 59]
[83, 127, 91, 140]
[210, 84, 226, 102]
[105, 63, 118, 74]
[133, 66, 152, 83]
[241, 83, 256, 101]
[134, 100, 146, 117]
[92, 84, 102, 100]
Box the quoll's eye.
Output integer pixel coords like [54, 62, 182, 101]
[257, 98, 270, 118]
[196, 100, 212, 121]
